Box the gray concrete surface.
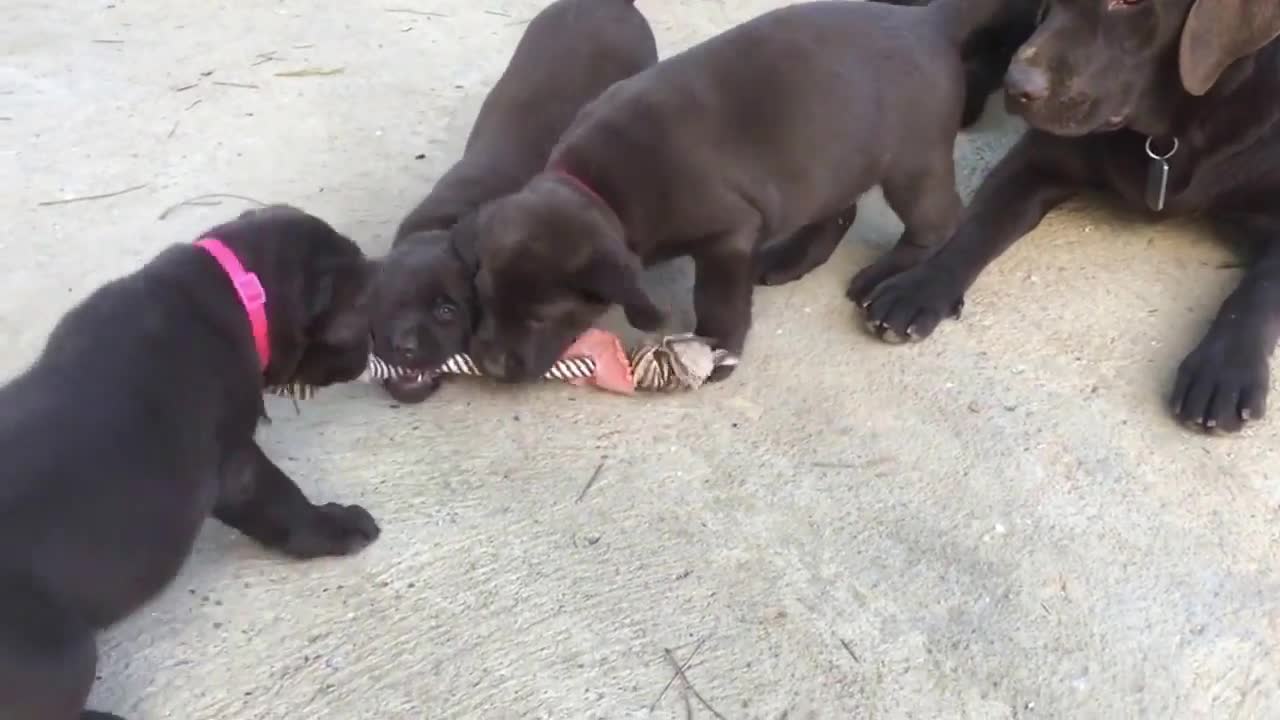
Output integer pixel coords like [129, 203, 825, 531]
[4, 1, 1280, 718]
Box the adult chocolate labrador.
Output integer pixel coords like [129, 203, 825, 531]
[856, 0, 1280, 434]
[468, 0, 1012, 383]
[0, 206, 379, 719]
[367, 0, 658, 403]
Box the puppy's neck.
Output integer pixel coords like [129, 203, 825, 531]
[547, 166, 614, 216]
[195, 237, 271, 371]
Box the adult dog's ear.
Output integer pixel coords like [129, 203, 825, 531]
[578, 235, 665, 331]
[1180, 0, 1280, 96]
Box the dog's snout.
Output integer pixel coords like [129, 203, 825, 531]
[1005, 63, 1050, 104]
[391, 328, 419, 358]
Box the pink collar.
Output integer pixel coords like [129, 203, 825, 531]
[195, 237, 271, 371]
[548, 166, 612, 214]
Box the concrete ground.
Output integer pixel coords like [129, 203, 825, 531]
[4, 1, 1279, 718]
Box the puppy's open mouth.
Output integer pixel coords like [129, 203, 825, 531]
[366, 354, 442, 403]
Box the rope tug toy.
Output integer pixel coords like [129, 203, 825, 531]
[363, 329, 738, 396]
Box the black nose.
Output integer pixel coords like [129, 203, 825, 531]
[1005, 63, 1050, 104]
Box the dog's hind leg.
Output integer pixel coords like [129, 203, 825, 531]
[846, 145, 963, 311]
[214, 443, 381, 559]
[755, 204, 858, 286]
[0, 575, 107, 720]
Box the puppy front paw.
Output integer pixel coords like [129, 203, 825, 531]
[855, 264, 964, 344]
[285, 503, 381, 559]
[707, 364, 736, 383]
[705, 348, 740, 383]
[1172, 331, 1269, 434]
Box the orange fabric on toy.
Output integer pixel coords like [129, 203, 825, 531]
[563, 328, 635, 395]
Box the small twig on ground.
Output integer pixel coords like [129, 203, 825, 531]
[212, 81, 259, 89]
[93, 39, 125, 44]
[167, 98, 205, 139]
[274, 67, 345, 78]
[651, 638, 705, 712]
[251, 51, 280, 66]
[158, 193, 267, 221]
[38, 183, 148, 207]
[0, 116, 12, 121]
[292, 42, 316, 49]
[484, 9, 511, 17]
[812, 461, 857, 469]
[172, 82, 199, 92]
[663, 646, 727, 720]
[385, 7, 448, 16]
[838, 637, 860, 663]
[575, 459, 607, 503]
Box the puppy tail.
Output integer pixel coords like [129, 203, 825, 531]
[927, 0, 1016, 48]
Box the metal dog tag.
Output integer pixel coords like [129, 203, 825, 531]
[1145, 136, 1179, 213]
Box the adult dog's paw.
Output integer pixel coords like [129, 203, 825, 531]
[856, 265, 965, 344]
[287, 503, 381, 558]
[1172, 331, 1269, 434]
[846, 255, 913, 307]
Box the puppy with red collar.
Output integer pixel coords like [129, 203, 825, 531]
[0, 205, 378, 720]
[365, 0, 658, 402]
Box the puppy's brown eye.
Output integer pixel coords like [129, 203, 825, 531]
[1106, 0, 1144, 9]
[433, 300, 457, 323]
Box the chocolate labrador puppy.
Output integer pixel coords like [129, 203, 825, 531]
[468, 0, 1011, 382]
[856, 0, 1280, 434]
[0, 205, 379, 720]
[367, 0, 658, 403]
[869, 0, 1044, 128]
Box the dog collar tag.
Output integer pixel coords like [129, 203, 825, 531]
[1145, 136, 1178, 213]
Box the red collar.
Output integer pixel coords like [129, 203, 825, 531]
[195, 237, 271, 371]
[548, 166, 611, 213]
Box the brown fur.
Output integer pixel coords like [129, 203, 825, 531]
[366, 0, 657, 402]
[858, 0, 1280, 434]
[469, 0, 1010, 382]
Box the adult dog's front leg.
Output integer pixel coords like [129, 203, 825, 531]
[1172, 221, 1280, 433]
[856, 131, 1086, 342]
[693, 229, 758, 382]
[215, 443, 380, 559]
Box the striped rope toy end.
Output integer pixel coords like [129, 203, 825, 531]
[365, 352, 598, 384]
[363, 329, 737, 397]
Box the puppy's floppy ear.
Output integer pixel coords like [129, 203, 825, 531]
[1179, 0, 1280, 96]
[449, 212, 481, 271]
[578, 233, 665, 332]
[311, 256, 375, 346]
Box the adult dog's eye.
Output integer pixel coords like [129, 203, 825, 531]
[1106, 0, 1145, 9]
[433, 300, 457, 322]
